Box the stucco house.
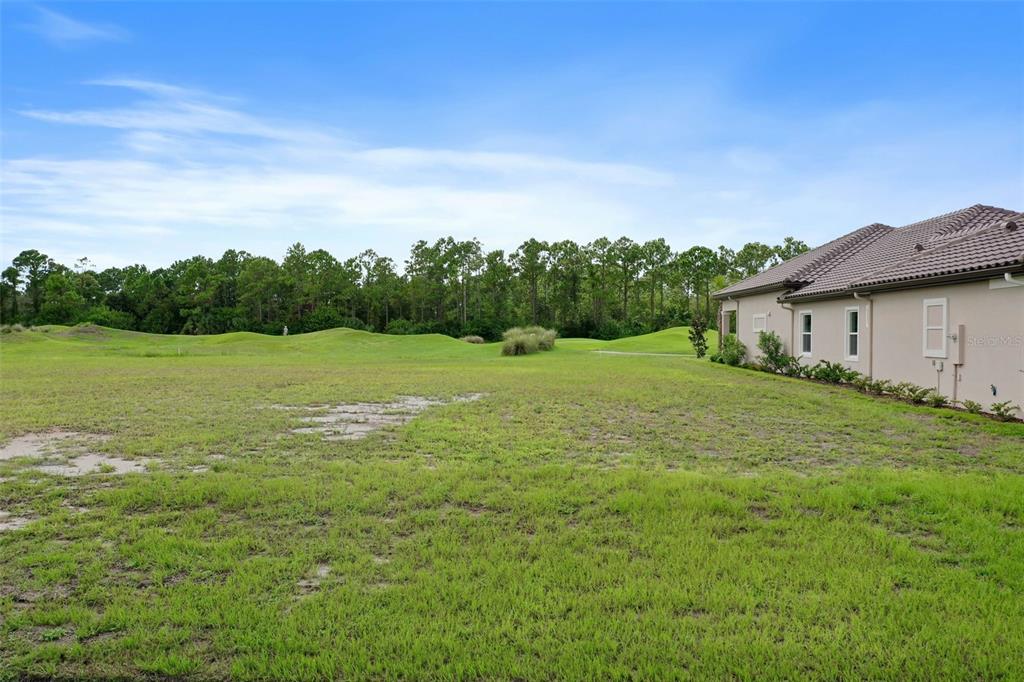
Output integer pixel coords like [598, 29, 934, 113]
[712, 204, 1024, 413]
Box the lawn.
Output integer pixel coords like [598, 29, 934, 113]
[558, 325, 718, 354]
[1, 325, 1023, 680]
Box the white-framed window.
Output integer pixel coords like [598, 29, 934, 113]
[845, 306, 860, 361]
[923, 298, 948, 358]
[752, 314, 767, 334]
[799, 311, 813, 356]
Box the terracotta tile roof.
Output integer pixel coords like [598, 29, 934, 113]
[713, 204, 1021, 301]
[713, 223, 892, 297]
[852, 212, 1024, 288]
[782, 204, 1018, 299]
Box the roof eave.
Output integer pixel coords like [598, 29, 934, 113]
[711, 281, 792, 300]
[849, 263, 1024, 294]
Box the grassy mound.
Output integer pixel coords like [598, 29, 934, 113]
[559, 326, 719, 354]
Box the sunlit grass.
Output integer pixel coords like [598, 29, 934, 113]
[1, 326, 1022, 679]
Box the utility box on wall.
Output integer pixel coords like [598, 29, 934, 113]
[953, 323, 965, 365]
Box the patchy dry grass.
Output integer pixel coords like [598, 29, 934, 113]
[0, 326, 1022, 680]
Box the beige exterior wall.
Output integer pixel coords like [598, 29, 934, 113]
[871, 279, 1024, 409]
[727, 290, 795, 358]
[721, 276, 1024, 413]
[788, 299, 870, 373]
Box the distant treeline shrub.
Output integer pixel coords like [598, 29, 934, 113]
[501, 326, 557, 356]
[3, 237, 813, 339]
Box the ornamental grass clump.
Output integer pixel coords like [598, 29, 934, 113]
[501, 326, 557, 356]
[460, 335, 485, 344]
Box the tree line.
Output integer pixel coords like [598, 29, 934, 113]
[1, 236, 807, 339]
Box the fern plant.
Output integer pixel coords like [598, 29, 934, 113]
[990, 401, 1021, 422]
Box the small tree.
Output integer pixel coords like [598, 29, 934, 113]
[756, 330, 795, 374]
[689, 314, 708, 358]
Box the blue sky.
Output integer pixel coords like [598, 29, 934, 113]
[2, 1, 1022, 269]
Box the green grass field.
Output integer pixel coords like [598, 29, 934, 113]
[1, 325, 1023, 680]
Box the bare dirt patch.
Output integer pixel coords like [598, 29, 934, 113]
[278, 393, 485, 441]
[37, 453, 151, 477]
[0, 430, 153, 476]
[0, 510, 32, 532]
[297, 564, 331, 595]
[0, 430, 110, 460]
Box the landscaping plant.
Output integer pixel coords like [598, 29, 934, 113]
[688, 315, 709, 358]
[990, 400, 1021, 421]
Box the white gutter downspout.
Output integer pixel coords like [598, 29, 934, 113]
[779, 300, 794, 356]
[853, 292, 872, 379]
[1004, 272, 1024, 286]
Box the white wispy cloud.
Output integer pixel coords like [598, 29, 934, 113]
[2, 80, 668, 265]
[26, 7, 128, 47]
[3, 78, 1019, 269]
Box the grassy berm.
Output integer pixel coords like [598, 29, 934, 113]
[1, 325, 1022, 680]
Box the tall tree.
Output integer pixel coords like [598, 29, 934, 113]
[12, 249, 54, 318]
[2, 266, 20, 321]
[512, 239, 548, 325]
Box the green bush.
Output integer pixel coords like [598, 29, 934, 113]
[990, 401, 1021, 422]
[501, 332, 539, 356]
[808, 361, 860, 384]
[501, 326, 556, 356]
[851, 375, 873, 392]
[520, 326, 557, 351]
[924, 391, 949, 408]
[867, 379, 893, 395]
[715, 334, 747, 366]
[756, 331, 801, 375]
[298, 308, 370, 334]
[384, 319, 416, 335]
[906, 385, 932, 404]
[890, 382, 916, 401]
[81, 305, 135, 330]
[960, 400, 983, 414]
[689, 315, 709, 358]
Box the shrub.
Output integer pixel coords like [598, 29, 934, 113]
[890, 382, 917, 401]
[501, 326, 556, 356]
[808, 361, 859, 384]
[867, 379, 893, 395]
[384, 319, 416, 335]
[960, 399, 983, 414]
[689, 315, 708, 358]
[81, 305, 135, 330]
[924, 391, 949, 408]
[521, 326, 557, 351]
[717, 334, 747, 366]
[298, 308, 370, 334]
[755, 331, 802, 375]
[851, 375, 873, 393]
[901, 384, 931, 404]
[501, 332, 539, 356]
[990, 401, 1021, 422]
[460, 335, 485, 344]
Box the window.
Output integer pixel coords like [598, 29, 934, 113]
[752, 314, 767, 334]
[845, 307, 859, 361]
[923, 298, 947, 358]
[799, 311, 813, 356]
